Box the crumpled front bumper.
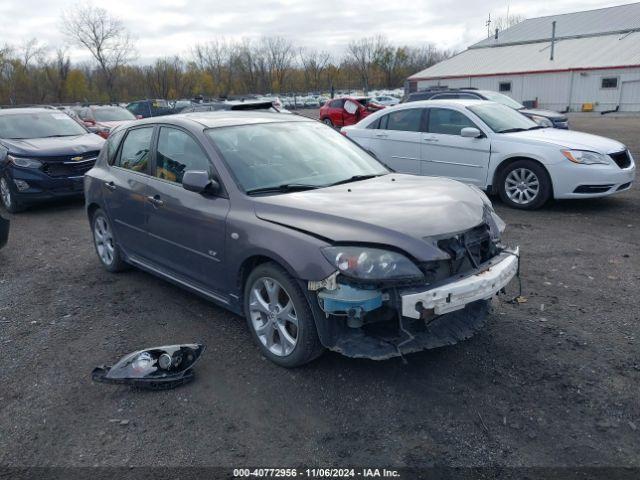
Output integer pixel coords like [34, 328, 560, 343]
[401, 248, 519, 319]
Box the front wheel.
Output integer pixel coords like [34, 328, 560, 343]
[498, 160, 552, 210]
[244, 262, 324, 367]
[0, 175, 25, 213]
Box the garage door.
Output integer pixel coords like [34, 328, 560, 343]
[620, 80, 640, 112]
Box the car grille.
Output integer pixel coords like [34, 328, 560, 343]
[40, 151, 100, 178]
[609, 150, 632, 169]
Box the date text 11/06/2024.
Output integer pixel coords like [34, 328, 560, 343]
[233, 468, 401, 478]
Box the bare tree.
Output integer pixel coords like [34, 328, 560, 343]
[262, 36, 295, 93]
[346, 36, 384, 93]
[61, 4, 135, 101]
[300, 49, 331, 91]
[44, 48, 71, 102]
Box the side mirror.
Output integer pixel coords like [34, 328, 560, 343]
[84, 119, 95, 126]
[182, 170, 220, 195]
[135, 115, 143, 119]
[461, 127, 482, 138]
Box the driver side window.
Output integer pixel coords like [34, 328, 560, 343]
[428, 108, 477, 136]
[155, 127, 210, 184]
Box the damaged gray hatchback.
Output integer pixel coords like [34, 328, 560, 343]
[84, 112, 519, 367]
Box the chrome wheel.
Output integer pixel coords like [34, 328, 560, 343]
[93, 215, 115, 266]
[505, 168, 540, 205]
[249, 277, 298, 357]
[0, 178, 12, 209]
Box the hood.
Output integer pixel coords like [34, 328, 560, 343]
[519, 108, 566, 120]
[252, 174, 488, 261]
[503, 128, 626, 154]
[0, 134, 105, 157]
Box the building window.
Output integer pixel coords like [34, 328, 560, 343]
[601, 77, 618, 89]
[499, 82, 512, 92]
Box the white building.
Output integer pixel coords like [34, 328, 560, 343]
[408, 3, 640, 112]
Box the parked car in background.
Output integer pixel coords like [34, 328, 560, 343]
[370, 95, 400, 106]
[343, 100, 635, 209]
[76, 105, 137, 139]
[85, 111, 516, 366]
[319, 97, 385, 127]
[126, 99, 177, 118]
[404, 88, 569, 129]
[0, 108, 105, 212]
[0, 212, 8, 249]
[180, 100, 285, 113]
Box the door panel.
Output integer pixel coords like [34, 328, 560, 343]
[367, 108, 424, 174]
[420, 108, 490, 185]
[145, 127, 230, 294]
[103, 126, 155, 260]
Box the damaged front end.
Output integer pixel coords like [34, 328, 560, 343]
[309, 209, 519, 360]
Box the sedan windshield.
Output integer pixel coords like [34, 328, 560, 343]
[480, 91, 525, 110]
[0, 112, 87, 139]
[468, 103, 539, 133]
[206, 121, 388, 193]
[94, 107, 136, 122]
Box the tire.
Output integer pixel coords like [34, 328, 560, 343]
[0, 175, 25, 213]
[498, 160, 552, 210]
[244, 262, 324, 367]
[91, 208, 128, 272]
[322, 117, 334, 127]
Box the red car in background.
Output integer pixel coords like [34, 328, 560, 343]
[319, 97, 384, 128]
[75, 105, 137, 139]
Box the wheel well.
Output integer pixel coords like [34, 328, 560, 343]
[87, 202, 101, 222]
[490, 157, 553, 195]
[237, 255, 278, 308]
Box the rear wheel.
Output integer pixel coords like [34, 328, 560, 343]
[0, 175, 25, 213]
[244, 262, 323, 367]
[91, 208, 128, 272]
[498, 160, 552, 210]
[322, 117, 334, 127]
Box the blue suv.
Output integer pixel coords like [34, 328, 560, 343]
[0, 108, 105, 212]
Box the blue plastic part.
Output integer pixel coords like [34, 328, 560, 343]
[318, 284, 383, 314]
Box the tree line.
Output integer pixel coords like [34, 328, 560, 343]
[0, 5, 454, 106]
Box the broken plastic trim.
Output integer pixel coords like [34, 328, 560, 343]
[92, 344, 205, 390]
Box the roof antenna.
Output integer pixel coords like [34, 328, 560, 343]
[485, 13, 492, 37]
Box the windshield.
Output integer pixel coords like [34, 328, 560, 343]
[206, 121, 388, 193]
[468, 103, 538, 133]
[480, 91, 524, 109]
[94, 107, 136, 122]
[0, 112, 87, 139]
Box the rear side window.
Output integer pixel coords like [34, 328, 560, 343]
[116, 127, 154, 173]
[428, 108, 476, 135]
[329, 99, 345, 108]
[155, 127, 210, 184]
[381, 109, 423, 132]
[106, 129, 126, 166]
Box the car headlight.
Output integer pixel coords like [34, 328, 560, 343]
[321, 246, 423, 281]
[561, 150, 611, 165]
[8, 155, 43, 169]
[530, 115, 554, 127]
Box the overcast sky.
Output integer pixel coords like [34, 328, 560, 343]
[0, 0, 629, 63]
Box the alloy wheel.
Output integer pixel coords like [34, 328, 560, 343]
[94, 215, 115, 266]
[0, 178, 12, 209]
[248, 277, 299, 357]
[505, 167, 540, 205]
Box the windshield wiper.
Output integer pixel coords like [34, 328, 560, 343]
[498, 128, 527, 133]
[245, 184, 321, 195]
[42, 134, 77, 138]
[327, 174, 385, 187]
[527, 125, 546, 130]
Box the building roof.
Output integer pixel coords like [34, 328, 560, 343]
[409, 31, 640, 80]
[473, 2, 640, 48]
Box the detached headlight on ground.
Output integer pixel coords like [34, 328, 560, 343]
[322, 246, 423, 281]
[8, 155, 42, 169]
[562, 150, 610, 165]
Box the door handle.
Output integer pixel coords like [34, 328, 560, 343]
[104, 181, 116, 191]
[146, 195, 164, 208]
[423, 136, 438, 142]
[375, 133, 388, 138]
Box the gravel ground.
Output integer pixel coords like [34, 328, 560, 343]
[0, 113, 638, 470]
